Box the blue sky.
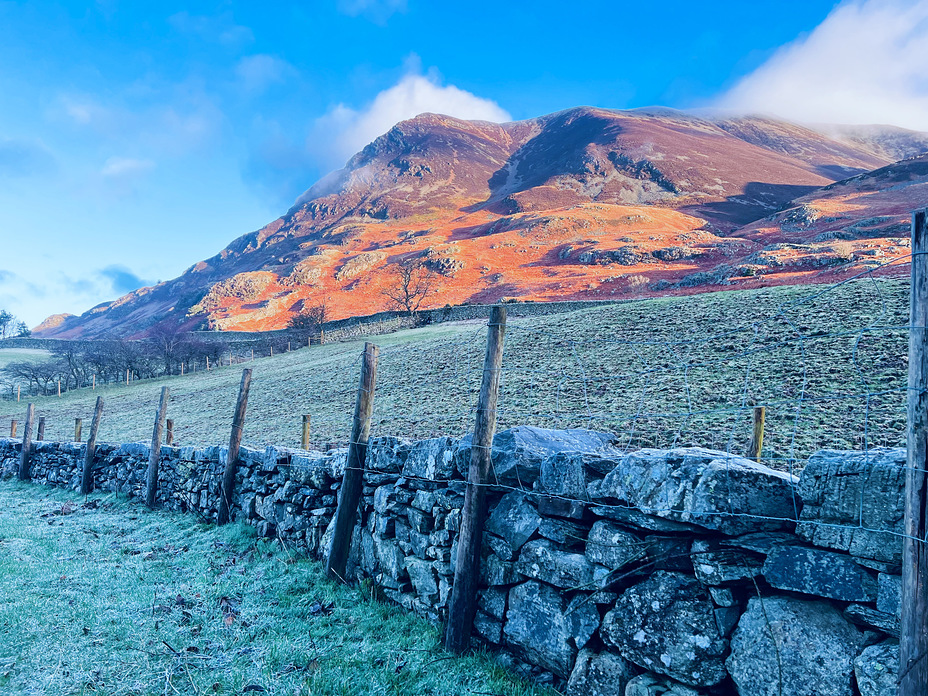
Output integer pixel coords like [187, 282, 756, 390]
[1, 0, 926, 327]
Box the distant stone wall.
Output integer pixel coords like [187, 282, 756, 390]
[0, 430, 901, 695]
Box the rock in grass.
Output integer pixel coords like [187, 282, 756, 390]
[601, 571, 727, 687]
[727, 596, 863, 696]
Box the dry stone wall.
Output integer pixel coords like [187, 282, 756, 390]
[0, 429, 904, 695]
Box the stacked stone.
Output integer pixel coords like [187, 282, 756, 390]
[0, 433, 907, 695]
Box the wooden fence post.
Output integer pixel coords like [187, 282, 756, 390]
[445, 305, 507, 653]
[326, 342, 379, 582]
[36, 416, 46, 441]
[145, 386, 171, 508]
[217, 369, 253, 525]
[17, 404, 35, 481]
[301, 414, 311, 450]
[17, 385, 20, 402]
[74, 418, 83, 443]
[903, 208, 928, 695]
[80, 396, 104, 495]
[747, 406, 765, 462]
[166, 418, 174, 446]
[10, 420, 17, 438]
[57, 380, 61, 397]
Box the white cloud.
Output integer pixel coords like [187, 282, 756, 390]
[235, 55, 295, 93]
[101, 157, 155, 180]
[311, 70, 511, 168]
[719, 0, 928, 130]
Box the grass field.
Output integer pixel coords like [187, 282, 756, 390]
[0, 479, 554, 695]
[0, 276, 909, 471]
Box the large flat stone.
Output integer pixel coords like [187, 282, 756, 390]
[502, 581, 599, 678]
[854, 642, 898, 696]
[516, 539, 597, 589]
[485, 492, 541, 560]
[456, 426, 618, 487]
[762, 545, 877, 602]
[585, 521, 644, 571]
[402, 437, 458, 481]
[601, 571, 727, 687]
[566, 649, 636, 696]
[727, 596, 863, 696]
[796, 448, 905, 563]
[588, 447, 798, 535]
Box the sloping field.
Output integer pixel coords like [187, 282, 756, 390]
[0, 480, 552, 695]
[0, 276, 909, 471]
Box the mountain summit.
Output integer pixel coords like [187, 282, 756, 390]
[37, 107, 928, 338]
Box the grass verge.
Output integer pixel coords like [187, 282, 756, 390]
[0, 480, 553, 696]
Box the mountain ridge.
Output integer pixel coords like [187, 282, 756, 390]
[34, 107, 928, 339]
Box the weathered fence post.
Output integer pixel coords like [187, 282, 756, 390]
[747, 406, 765, 462]
[74, 418, 82, 443]
[302, 414, 311, 450]
[80, 396, 104, 495]
[445, 305, 507, 653]
[36, 416, 46, 441]
[903, 208, 928, 695]
[326, 342, 379, 582]
[217, 369, 252, 525]
[145, 386, 171, 509]
[166, 418, 174, 446]
[17, 404, 35, 481]
[10, 420, 17, 438]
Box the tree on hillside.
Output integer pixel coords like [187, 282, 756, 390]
[380, 262, 439, 316]
[287, 299, 328, 342]
[0, 310, 31, 338]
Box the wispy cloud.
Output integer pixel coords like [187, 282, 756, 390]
[244, 66, 510, 207]
[719, 0, 928, 130]
[337, 0, 407, 24]
[235, 54, 296, 94]
[101, 157, 155, 180]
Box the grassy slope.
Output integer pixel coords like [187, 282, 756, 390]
[0, 277, 909, 470]
[0, 480, 552, 696]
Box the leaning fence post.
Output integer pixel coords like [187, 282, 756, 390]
[145, 386, 171, 508]
[326, 342, 379, 582]
[36, 416, 46, 441]
[166, 418, 174, 446]
[903, 208, 928, 695]
[302, 414, 311, 450]
[217, 369, 252, 525]
[80, 396, 104, 495]
[747, 406, 765, 462]
[444, 305, 507, 653]
[18, 404, 35, 481]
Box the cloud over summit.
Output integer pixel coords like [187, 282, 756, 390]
[720, 0, 928, 131]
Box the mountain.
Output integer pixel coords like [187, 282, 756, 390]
[35, 107, 928, 338]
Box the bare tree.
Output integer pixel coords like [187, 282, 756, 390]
[380, 262, 439, 315]
[287, 298, 328, 342]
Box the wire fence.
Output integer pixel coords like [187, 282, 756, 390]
[0, 255, 913, 528]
